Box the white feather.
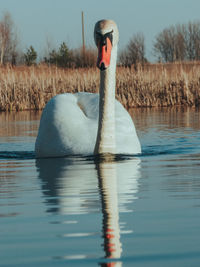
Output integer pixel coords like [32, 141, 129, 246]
[35, 92, 141, 157]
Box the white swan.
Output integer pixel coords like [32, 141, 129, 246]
[35, 19, 141, 158]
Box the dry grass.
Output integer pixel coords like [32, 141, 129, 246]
[0, 62, 200, 111]
[116, 62, 200, 108]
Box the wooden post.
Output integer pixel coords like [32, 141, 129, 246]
[81, 11, 85, 65]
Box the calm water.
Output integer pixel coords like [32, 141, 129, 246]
[0, 108, 200, 267]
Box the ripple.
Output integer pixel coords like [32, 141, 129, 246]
[0, 151, 35, 160]
[141, 144, 196, 157]
[62, 232, 98, 238]
[54, 254, 87, 260]
[0, 212, 20, 218]
[0, 146, 191, 161]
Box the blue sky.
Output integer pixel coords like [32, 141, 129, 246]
[1, 0, 200, 61]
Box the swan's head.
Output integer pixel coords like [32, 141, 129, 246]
[94, 19, 119, 71]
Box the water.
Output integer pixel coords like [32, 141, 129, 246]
[0, 108, 200, 266]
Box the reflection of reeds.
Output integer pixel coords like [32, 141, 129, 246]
[0, 62, 200, 111]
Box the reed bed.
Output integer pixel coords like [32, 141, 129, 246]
[0, 62, 200, 111]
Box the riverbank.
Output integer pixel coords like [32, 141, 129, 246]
[0, 62, 200, 111]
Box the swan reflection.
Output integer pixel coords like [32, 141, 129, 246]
[36, 156, 140, 264]
[97, 159, 122, 263]
[37, 157, 98, 214]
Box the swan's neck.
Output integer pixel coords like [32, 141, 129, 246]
[94, 46, 117, 155]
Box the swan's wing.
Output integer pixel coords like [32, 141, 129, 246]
[75, 92, 99, 120]
[35, 93, 98, 157]
[115, 101, 141, 154]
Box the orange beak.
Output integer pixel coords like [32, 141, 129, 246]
[97, 37, 112, 71]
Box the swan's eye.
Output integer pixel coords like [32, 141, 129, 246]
[96, 30, 113, 46]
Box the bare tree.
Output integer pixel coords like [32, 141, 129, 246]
[174, 24, 185, 61]
[154, 21, 200, 62]
[154, 27, 178, 62]
[42, 35, 56, 65]
[184, 21, 200, 60]
[128, 33, 146, 64]
[119, 33, 147, 67]
[0, 11, 18, 65]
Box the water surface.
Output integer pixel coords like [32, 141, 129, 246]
[0, 108, 200, 266]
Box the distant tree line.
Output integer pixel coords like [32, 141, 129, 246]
[120, 21, 200, 66]
[1, 11, 200, 67]
[154, 22, 200, 62]
[43, 42, 96, 68]
[0, 11, 96, 68]
[23, 42, 96, 67]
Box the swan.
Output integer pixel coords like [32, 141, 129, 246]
[35, 19, 141, 158]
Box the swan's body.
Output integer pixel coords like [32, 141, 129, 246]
[35, 20, 141, 158]
[35, 92, 141, 157]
